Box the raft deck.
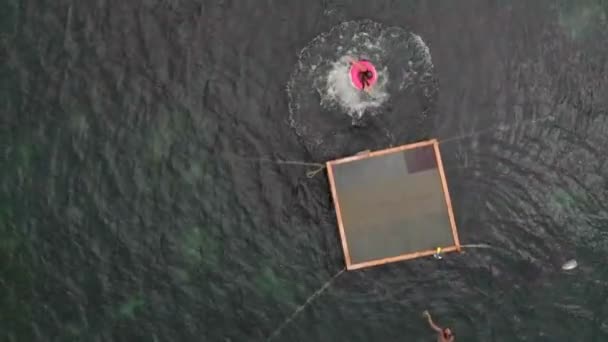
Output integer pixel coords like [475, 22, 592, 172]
[326, 139, 461, 270]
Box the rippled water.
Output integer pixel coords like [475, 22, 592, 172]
[3, 1, 608, 341]
[287, 19, 437, 161]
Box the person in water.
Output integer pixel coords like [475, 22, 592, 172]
[358, 69, 374, 90]
[423, 310, 454, 342]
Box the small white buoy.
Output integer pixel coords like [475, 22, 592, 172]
[562, 259, 578, 271]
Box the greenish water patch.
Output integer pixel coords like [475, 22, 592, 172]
[548, 188, 576, 212]
[546, 186, 593, 219]
[58, 294, 148, 340]
[0, 0, 19, 36]
[117, 295, 146, 320]
[149, 125, 174, 163]
[558, 0, 608, 40]
[181, 226, 221, 269]
[145, 111, 193, 164]
[12, 143, 37, 183]
[62, 322, 83, 340]
[3, 140, 42, 192]
[0, 108, 40, 340]
[253, 266, 299, 306]
[179, 162, 204, 185]
[168, 265, 192, 284]
[0, 204, 35, 341]
[0, 65, 21, 116]
[69, 113, 90, 139]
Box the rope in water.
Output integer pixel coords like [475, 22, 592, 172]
[460, 243, 493, 249]
[221, 154, 326, 178]
[459, 243, 516, 256]
[267, 245, 505, 340]
[223, 111, 557, 178]
[259, 113, 558, 339]
[436, 112, 556, 145]
[266, 268, 345, 341]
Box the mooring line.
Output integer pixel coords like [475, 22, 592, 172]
[266, 268, 345, 341]
[222, 110, 558, 178]
[437, 108, 558, 145]
[222, 153, 327, 178]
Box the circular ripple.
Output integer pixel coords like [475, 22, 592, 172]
[287, 20, 437, 160]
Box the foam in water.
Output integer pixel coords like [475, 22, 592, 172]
[322, 55, 388, 119]
[287, 20, 437, 159]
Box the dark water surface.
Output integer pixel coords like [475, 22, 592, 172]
[3, 0, 608, 341]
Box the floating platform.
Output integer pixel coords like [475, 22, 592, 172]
[326, 139, 461, 270]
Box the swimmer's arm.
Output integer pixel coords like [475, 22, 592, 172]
[424, 312, 442, 333]
[428, 318, 442, 333]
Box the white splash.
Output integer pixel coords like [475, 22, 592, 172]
[322, 56, 388, 120]
[286, 20, 436, 154]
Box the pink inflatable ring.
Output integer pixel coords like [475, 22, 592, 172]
[349, 60, 378, 90]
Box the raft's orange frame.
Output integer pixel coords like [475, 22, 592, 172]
[326, 139, 461, 270]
